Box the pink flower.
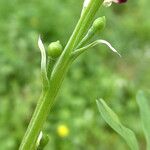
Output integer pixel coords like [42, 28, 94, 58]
[113, 0, 127, 3]
[103, 0, 127, 7]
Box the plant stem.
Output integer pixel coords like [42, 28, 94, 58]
[19, 0, 103, 149]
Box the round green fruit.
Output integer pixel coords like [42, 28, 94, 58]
[92, 16, 106, 32]
[48, 41, 63, 58]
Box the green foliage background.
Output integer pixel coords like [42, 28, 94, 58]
[0, 0, 149, 149]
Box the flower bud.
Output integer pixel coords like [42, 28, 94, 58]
[36, 132, 49, 150]
[76, 16, 106, 48]
[92, 16, 106, 33]
[48, 41, 63, 58]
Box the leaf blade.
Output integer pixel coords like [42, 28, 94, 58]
[136, 91, 150, 150]
[71, 39, 121, 61]
[96, 99, 139, 150]
[38, 36, 49, 89]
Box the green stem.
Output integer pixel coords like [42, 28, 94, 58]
[50, 0, 103, 90]
[19, 86, 56, 150]
[19, 0, 103, 149]
[19, 59, 71, 150]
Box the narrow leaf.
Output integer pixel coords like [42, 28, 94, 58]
[71, 39, 121, 61]
[96, 99, 139, 150]
[47, 58, 56, 79]
[38, 36, 49, 89]
[136, 91, 150, 150]
[38, 36, 46, 72]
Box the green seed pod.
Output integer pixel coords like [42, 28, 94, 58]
[48, 41, 63, 58]
[77, 16, 106, 48]
[92, 16, 106, 33]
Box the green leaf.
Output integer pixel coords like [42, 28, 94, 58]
[136, 91, 150, 150]
[96, 99, 139, 150]
[38, 36, 49, 90]
[71, 39, 121, 61]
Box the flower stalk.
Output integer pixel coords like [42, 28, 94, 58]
[19, 0, 126, 148]
[19, 0, 103, 149]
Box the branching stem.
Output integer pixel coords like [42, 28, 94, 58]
[19, 0, 103, 149]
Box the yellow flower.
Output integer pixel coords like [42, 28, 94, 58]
[57, 124, 69, 138]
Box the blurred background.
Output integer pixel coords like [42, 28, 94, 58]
[0, 0, 150, 149]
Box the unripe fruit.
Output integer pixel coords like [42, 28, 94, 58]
[76, 16, 106, 48]
[48, 41, 63, 58]
[92, 16, 106, 33]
